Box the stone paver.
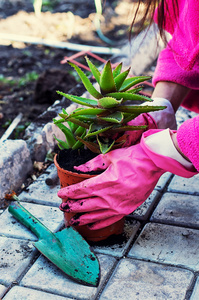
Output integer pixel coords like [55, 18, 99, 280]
[99, 259, 193, 300]
[3, 286, 70, 300]
[155, 172, 173, 192]
[1, 40, 199, 299]
[0, 202, 64, 241]
[20, 254, 116, 299]
[190, 276, 199, 300]
[93, 219, 140, 258]
[128, 223, 199, 271]
[19, 174, 61, 206]
[0, 236, 36, 285]
[151, 192, 199, 228]
[0, 284, 7, 298]
[168, 173, 199, 195]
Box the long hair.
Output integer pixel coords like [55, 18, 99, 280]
[130, 0, 179, 44]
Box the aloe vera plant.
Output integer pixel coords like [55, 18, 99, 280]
[53, 56, 166, 154]
[53, 108, 87, 150]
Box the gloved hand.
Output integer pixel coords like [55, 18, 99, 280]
[58, 129, 196, 230]
[122, 97, 177, 147]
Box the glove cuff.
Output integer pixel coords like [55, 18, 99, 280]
[141, 129, 198, 178]
[176, 116, 199, 172]
[142, 98, 177, 130]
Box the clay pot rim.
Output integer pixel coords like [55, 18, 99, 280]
[54, 153, 95, 179]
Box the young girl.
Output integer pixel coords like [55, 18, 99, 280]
[124, 0, 199, 145]
[58, 0, 199, 230]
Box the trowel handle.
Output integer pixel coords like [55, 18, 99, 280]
[8, 201, 53, 240]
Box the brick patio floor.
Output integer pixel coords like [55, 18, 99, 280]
[1, 41, 199, 299]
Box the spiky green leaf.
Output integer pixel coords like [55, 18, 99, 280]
[112, 62, 123, 78]
[114, 68, 130, 91]
[119, 76, 151, 92]
[76, 137, 101, 154]
[53, 136, 70, 150]
[117, 105, 166, 114]
[122, 113, 137, 123]
[109, 125, 147, 133]
[86, 124, 113, 137]
[74, 126, 86, 137]
[54, 122, 76, 148]
[64, 117, 90, 129]
[70, 107, 106, 117]
[72, 130, 86, 150]
[126, 86, 144, 94]
[99, 111, 124, 123]
[57, 92, 98, 107]
[85, 56, 101, 84]
[62, 108, 68, 115]
[67, 120, 79, 133]
[98, 97, 122, 108]
[67, 61, 102, 99]
[100, 60, 116, 94]
[106, 92, 152, 102]
[97, 136, 115, 154]
[72, 115, 98, 122]
[53, 118, 65, 124]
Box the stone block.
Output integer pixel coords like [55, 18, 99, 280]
[3, 286, 69, 300]
[0, 202, 64, 241]
[0, 284, 7, 298]
[100, 259, 193, 300]
[155, 172, 173, 192]
[19, 176, 60, 206]
[0, 140, 32, 199]
[190, 276, 199, 300]
[0, 236, 35, 285]
[151, 192, 199, 228]
[167, 173, 199, 195]
[128, 223, 199, 271]
[93, 219, 140, 258]
[21, 254, 116, 299]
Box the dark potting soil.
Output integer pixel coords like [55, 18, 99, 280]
[57, 148, 101, 175]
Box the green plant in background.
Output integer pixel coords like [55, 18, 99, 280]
[0, 75, 17, 86]
[2, 120, 30, 139]
[18, 71, 39, 87]
[33, 0, 59, 16]
[0, 72, 39, 88]
[53, 57, 166, 154]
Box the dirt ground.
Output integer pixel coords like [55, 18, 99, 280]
[0, 0, 141, 140]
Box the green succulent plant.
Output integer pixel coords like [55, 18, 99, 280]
[53, 56, 166, 154]
[53, 108, 87, 150]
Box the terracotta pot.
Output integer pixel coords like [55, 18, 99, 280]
[54, 154, 125, 242]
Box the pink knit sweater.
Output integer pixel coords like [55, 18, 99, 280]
[153, 0, 199, 113]
[177, 115, 199, 172]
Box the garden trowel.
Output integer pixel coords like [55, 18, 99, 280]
[8, 200, 100, 287]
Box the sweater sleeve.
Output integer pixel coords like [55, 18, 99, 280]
[152, 0, 199, 112]
[154, 0, 199, 73]
[152, 47, 199, 113]
[176, 115, 199, 172]
[153, 47, 199, 90]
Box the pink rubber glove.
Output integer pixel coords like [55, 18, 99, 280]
[122, 112, 157, 147]
[122, 97, 177, 147]
[58, 130, 196, 230]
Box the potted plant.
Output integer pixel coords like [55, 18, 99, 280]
[53, 56, 165, 241]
